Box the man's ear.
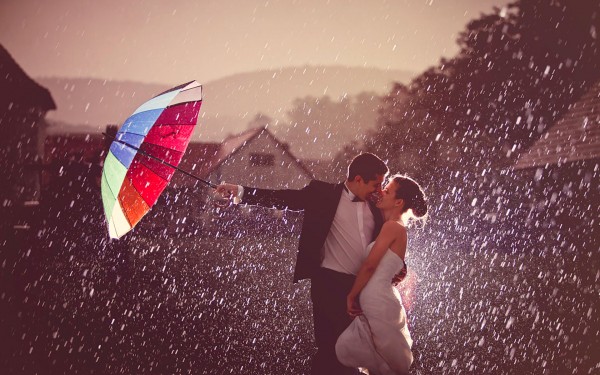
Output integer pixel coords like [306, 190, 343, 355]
[354, 175, 363, 183]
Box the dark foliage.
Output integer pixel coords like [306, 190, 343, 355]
[367, 0, 600, 175]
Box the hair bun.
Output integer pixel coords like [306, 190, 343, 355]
[411, 194, 428, 218]
[391, 174, 429, 226]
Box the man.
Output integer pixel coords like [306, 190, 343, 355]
[217, 153, 391, 374]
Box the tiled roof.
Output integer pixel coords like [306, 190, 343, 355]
[0, 44, 56, 111]
[514, 80, 600, 169]
[178, 142, 221, 178]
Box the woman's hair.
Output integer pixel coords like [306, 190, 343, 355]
[392, 174, 428, 225]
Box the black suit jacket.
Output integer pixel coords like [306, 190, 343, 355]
[242, 180, 384, 283]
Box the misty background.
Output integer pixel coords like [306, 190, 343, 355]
[2, 0, 508, 160]
[1, 1, 599, 374]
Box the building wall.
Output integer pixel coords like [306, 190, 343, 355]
[42, 133, 105, 192]
[207, 132, 312, 190]
[0, 109, 46, 203]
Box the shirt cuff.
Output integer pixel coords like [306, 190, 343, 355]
[234, 185, 244, 204]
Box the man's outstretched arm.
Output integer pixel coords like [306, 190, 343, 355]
[215, 182, 309, 211]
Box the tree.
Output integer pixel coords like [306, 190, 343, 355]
[246, 113, 273, 130]
[274, 92, 381, 159]
[368, 0, 600, 176]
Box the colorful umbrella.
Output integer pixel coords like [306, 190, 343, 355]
[101, 81, 212, 239]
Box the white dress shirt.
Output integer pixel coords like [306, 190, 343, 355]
[320, 183, 375, 275]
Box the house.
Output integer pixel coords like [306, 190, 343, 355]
[42, 132, 107, 189]
[513, 79, 600, 247]
[172, 126, 314, 190]
[0, 44, 56, 203]
[0, 44, 56, 235]
[514, 79, 600, 181]
[138, 126, 313, 234]
[514, 81, 600, 170]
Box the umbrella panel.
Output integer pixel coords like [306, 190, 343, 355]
[132, 90, 180, 116]
[100, 171, 116, 222]
[154, 102, 201, 125]
[109, 141, 137, 169]
[144, 124, 195, 152]
[118, 177, 150, 227]
[139, 143, 184, 165]
[127, 158, 168, 207]
[137, 153, 176, 181]
[119, 108, 163, 136]
[169, 85, 203, 107]
[110, 199, 131, 238]
[103, 152, 128, 204]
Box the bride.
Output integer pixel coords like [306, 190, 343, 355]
[336, 174, 428, 375]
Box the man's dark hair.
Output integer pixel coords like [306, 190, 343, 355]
[347, 153, 388, 182]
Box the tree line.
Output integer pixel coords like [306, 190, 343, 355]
[259, 0, 599, 186]
[366, 0, 599, 181]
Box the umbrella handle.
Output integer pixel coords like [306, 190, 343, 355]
[102, 132, 217, 189]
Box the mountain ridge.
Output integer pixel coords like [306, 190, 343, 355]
[40, 65, 414, 142]
[41, 65, 413, 129]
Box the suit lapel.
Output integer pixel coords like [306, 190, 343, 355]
[327, 183, 345, 221]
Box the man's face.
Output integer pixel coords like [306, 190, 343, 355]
[356, 174, 385, 201]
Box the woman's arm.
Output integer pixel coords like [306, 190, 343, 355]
[347, 221, 405, 316]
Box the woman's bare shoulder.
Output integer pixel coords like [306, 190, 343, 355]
[383, 220, 406, 231]
[384, 221, 407, 258]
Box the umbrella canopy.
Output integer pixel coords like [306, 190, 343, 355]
[101, 81, 203, 239]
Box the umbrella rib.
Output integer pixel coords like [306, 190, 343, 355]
[103, 132, 216, 189]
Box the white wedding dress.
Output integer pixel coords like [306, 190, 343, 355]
[335, 243, 413, 375]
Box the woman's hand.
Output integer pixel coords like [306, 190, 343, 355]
[391, 263, 408, 285]
[347, 294, 362, 317]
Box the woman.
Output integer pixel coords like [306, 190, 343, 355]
[335, 174, 428, 375]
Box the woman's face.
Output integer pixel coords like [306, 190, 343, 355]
[376, 180, 399, 209]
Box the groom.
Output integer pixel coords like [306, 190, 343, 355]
[217, 152, 389, 374]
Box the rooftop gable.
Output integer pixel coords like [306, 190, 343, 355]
[514, 80, 600, 170]
[0, 44, 56, 112]
[179, 126, 314, 180]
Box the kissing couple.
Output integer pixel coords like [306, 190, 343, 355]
[217, 152, 428, 375]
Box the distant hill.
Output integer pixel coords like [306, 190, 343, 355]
[39, 66, 413, 138]
[39, 79, 170, 133]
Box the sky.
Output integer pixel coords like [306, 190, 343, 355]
[1, 0, 509, 85]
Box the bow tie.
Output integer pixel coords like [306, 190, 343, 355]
[344, 185, 364, 202]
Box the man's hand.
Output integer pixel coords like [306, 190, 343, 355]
[216, 183, 238, 199]
[392, 263, 407, 285]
